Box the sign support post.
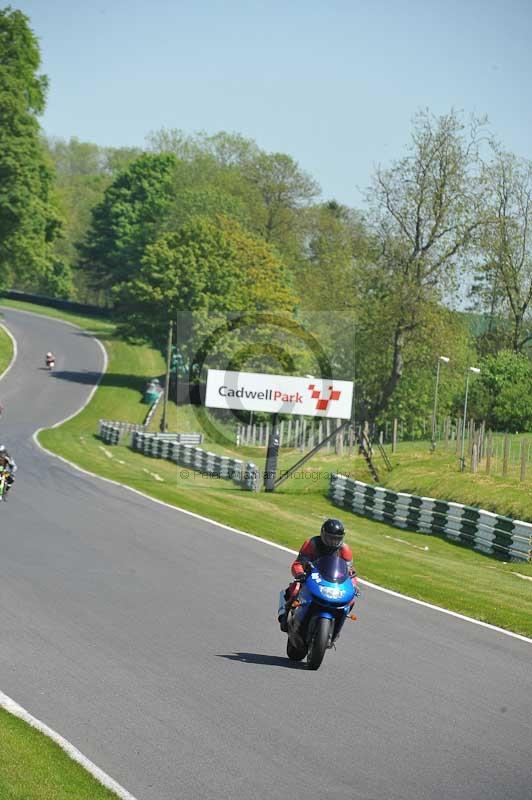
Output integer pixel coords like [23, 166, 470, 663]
[264, 414, 280, 492]
[160, 319, 173, 432]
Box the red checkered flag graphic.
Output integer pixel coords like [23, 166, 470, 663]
[308, 384, 342, 411]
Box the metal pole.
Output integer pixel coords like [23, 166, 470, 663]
[175, 311, 179, 409]
[264, 413, 280, 492]
[431, 356, 449, 451]
[460, 373, 470, 472]
[160, 319, 173, 432]
[431, 359, 441, 451]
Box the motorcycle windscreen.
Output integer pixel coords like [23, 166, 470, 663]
[314, 554, 349, 583]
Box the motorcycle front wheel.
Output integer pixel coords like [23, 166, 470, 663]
[286, 639, 307, 661]
[307, 617, 333, 670]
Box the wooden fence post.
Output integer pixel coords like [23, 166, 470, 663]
[300, 418, 307, 452]
[471, 442, 478, 473]
[392, 418, 398, 454]
[335, 419, 343, 455]
[486, 431, 492, 474]
[502, 433, 510, 477]
[308, 424, 315, 451]
[520, 439, 527, 482]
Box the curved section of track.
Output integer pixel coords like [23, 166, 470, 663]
[0, 307, 531, 800]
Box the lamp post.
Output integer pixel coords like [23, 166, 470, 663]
[431, 356, 450, 451]
[459, 367, 481, 472]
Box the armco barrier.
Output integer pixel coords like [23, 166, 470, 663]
[99, 422, 121, 445]
[148, 432, 204, 445]
[1, 289, 111, 317]
[99, 420, 146, 444]
[329, 474, 532, 563]
[143, 390, 163, 427]
[131, 431, 259, 491]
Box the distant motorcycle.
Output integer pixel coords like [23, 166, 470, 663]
[283, 554, 358, 670]
[45, 354, 55, 371]
[0, 466, 8, 502]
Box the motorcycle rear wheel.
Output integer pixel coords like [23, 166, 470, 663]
[307, 617, 333, 670]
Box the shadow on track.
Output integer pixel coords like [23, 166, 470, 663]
[216, 652, 306, 669]
[49, 370, 102, 385]
[49, 370, 149, 392]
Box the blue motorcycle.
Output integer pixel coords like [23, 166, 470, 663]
[283, 554, 358, 670]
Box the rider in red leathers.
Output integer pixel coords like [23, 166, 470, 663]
[278, 518, 358, 632]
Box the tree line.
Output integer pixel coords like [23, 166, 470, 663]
[1, 7, 531, 431]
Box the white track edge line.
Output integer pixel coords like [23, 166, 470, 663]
[0, 309, 139, 799]
[12, 305, 532, 651]
[6, 304, 531, 798]
[33, 433, 532, 647]
[0, 320, 18, 382]
[0, 691, 139, 800]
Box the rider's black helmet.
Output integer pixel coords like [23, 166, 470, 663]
[320, 518, 345, 549]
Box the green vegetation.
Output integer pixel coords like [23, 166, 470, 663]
[467, 350, 532, 430]
[4, 301, 523, 638]
[2, 5, 530, 797]
[0, 7, 530, 433]
[0, 321, 13, 374]
[0, 8, 64, 295]
[0, 709, 119, 799]
[377, 438, 532, 522]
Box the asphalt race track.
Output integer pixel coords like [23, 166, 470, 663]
[0, 306, 531, 800]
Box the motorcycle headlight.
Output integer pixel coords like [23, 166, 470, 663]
[319, 586, 343, 600]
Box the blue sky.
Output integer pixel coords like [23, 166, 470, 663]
[15, 0, 532, 206]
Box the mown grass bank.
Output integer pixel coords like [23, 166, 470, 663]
[0, 709, 120, 800]
[0, 300, 525, 637]
[0, 320, 14, 376]
[377, 442, 532, 523]
[153, 402, 532, 523]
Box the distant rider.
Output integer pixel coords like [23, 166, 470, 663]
[45, 351, 55, 368]
[0, 444, 17, 495]
[277, 518, 358, 632]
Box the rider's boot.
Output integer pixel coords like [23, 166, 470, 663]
[277, 591, 288, 632]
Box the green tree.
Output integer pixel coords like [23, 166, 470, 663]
[467, 350, 532, 431]
[294, 201, 375, 385]
[0, 6, 61, 290]
[364, 109, 486, 418]
[45, 137, 142, 301]
[147, 128, 320, 264]
[242, 151, 320, 251]
[79, 152, 179, 293]
[116, 215, 298, 373]
[474, 147, 532, 353]
[146, 128, 259, 167]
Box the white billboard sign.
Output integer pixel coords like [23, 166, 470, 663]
[205, 370, 353, 419]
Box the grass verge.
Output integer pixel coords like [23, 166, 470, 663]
[0, 320, 14, 376]
[373, 440, 532, 522]
[0, 708, 120, 800]
[0, 300, 523, 638]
